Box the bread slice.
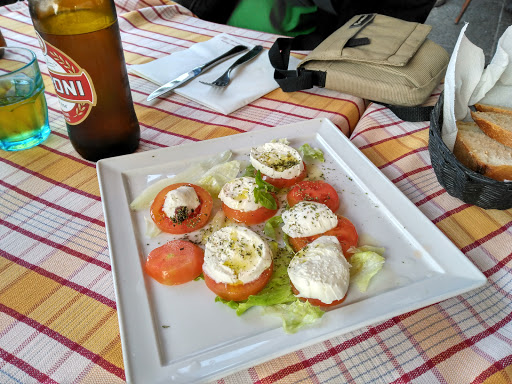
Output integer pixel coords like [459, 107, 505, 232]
[474, 103, 512, 116]
[470, 110, 512, 148]
[453, 121, 512, 181]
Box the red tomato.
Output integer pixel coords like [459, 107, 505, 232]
[261, 162, 307, 189]
[144, 240, 204, 285]
[150, 183, 213, 234]
[221, 195, 278, 225]
[291, 284, 347, 308]
[288, 216, 358, 256]
[203, 262, 273, 301]
[287, 180, 340, 212]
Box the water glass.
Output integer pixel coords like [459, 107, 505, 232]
[0, 47, 50, 151]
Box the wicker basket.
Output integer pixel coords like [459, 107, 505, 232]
[429, 93, 512, 210]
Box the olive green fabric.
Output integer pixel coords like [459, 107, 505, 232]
[227, 0, 317, 37]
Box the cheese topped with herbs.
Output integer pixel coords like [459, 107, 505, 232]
[288, 236, 350, 304]
[162, 186, 200, 223]
[282, 201, 338, 237]
[218, 177, 260, 212]
[250, 142, 304, 179]
[203, 226, 272, 285]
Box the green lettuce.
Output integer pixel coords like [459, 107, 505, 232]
[197, 160, 240, 198]
[299, 143, 325, 162]
[130, 150, 232, 210]
[216, 245, 326, 333]
[215, 246, 296, 315]
[349, 251, 385, 292]
[348, 245, 386, 255]
[263, 216, 283, 239]
[263, 300, 324, 334]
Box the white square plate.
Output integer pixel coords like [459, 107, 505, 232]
[97, 118, 486, 384]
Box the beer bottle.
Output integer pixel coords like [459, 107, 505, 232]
[0, 29, 6, 48]
[28, 0, 140, 161]
[0, 28, 6, 59]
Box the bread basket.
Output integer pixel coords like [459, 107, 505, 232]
[429, 93, 512, 210]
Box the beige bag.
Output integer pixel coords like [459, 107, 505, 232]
[270, 13, 450, 108]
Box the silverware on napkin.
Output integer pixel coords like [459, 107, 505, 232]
[200, 45, 263, 87]
[146, 44, 247, 101]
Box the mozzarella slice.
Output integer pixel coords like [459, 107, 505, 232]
[218, 177, 261, 212]
[162, 186, 200, 222]
[282, 201, 338, 238]
[288, 236, 350, 304]
[203, 226, 272, 285]
[250, 142, 304, 179]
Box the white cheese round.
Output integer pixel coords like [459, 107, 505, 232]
[282, 201, 338, 238]
[250, 142, 304, 180]
[288, 236, 350, 304]
[203, 226, 272, 285]
[162, 186, 200, 220]
[218, 177, 261, 212]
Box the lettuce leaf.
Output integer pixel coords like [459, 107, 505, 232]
[349, 251, 385, 292]
[130, 150, 232, 210]
[197, 160, 240, 198]
[264, 216, 283, 239]
[263, 300, 325, 334]
[216, 246, 296, 315]
[216, 246, 326, 333]
[144, 216, 161, 238]
[347, 245, 385, 255]
[299, 143, 324, 162]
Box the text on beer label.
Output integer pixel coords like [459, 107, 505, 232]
[49, 70, 95, 104]
[36, 32, 97, 125]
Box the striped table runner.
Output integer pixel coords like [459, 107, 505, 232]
[0, 1, 510, 383]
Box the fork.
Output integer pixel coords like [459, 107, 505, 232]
[200, 45, 263, 87]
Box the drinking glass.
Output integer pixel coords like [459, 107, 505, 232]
[0, 47, 50, 151]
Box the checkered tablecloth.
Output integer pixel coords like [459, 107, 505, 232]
[0, 1, 511, 383]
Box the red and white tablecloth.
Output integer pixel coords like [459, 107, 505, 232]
[0, 1, 510, 383]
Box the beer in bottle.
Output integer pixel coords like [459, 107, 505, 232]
[0, 29, 6, 48]
[0, 28, 6, 58]
[28, 0, 140, 161]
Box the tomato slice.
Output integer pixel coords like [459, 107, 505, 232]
[261, 162, 307, 189]
[288, 216, 358, 256]
[291, 284, 347, 308]
[203, 262, 273, 301]
[221, 196, 278, 226]
[144, 240, 204, 285]
[150, 183, 213, 234]
[287, 180, 340, 212]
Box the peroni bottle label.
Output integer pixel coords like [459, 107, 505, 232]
[36, 32, 97, 125]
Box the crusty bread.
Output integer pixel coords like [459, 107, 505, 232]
[453, 121, 512, 181]
[474, 103, 512, 116]
[470, 110, 512, 148]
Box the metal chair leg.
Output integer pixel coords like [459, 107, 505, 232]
[455, 0, 472, 24]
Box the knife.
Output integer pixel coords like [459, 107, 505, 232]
[147, 44, 248, 101]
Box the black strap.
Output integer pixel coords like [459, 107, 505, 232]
[380, 104, 434, 122]
[269, 34, 326, 92]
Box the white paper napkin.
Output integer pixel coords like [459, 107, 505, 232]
[442, 25, 512, 150]
[129, 33, 300, 115]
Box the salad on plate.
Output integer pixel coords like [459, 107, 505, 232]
[130, 139, 385, 333]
